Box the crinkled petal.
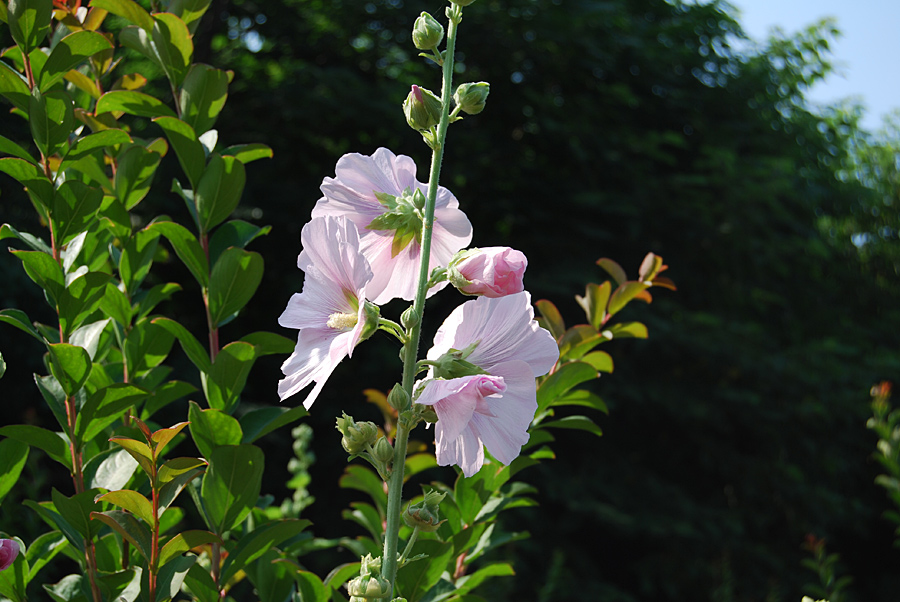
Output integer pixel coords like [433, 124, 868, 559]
[434, 419, 485, 477]
[278, 327, 356, 409]
[416, 374, 506, 442]
[470, 360, 536, 466]
[296, 216, 373, 289]
[428, 292, 558, 377]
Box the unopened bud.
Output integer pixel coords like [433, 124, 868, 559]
[347, 574, 391, 599]
[336, 413, 378, 455]
[359, 301, 381, 342]
[403, 85, 442, 131]
[387, 383, 410, 411]
[453, 82, 489, 115]
[412, 12, 444, 50]
[400, 306, 420, 330]
[403, 489, 446, 532]
[372, 436, 394, 464]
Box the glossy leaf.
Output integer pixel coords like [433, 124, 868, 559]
[453, 562, 515, 597]
[219, 518, 311, 584]
[575, 280, 611, 329]
[59, 129, 131, 173]
[0, 308, 44, 343]
[77, 383, 147, 442]
[195, 154, 246, 232]
[182, 564, 218, 602]
[12, 249, 65, 303]
[150, 317, 211, 373]
[203, 341, 256, 413]
[596, 257, 628, 285]
[607, 281, 651, 316]
[158, 531, 220, 568]
[293, 571, 330, 602]
[0, 61, 30, 112]
[0, 157, 54, 205]
[98, 281, 131, 326]
[51, 179, 103, 246]
[96, 489, 153, 525]
[339, 465, 387, 512]
[114, 144, 163, 210]
[167, 0, 211, 29]
[57, 272, 110, 338]
[109, 436, 154, 476]
[141, 379, 195, 420]
[146, 221, 209, 287]
[25, 531, 68, 585]
[90, 0, 153, 31]
[0, 222, 51, 253]
[153, 116, 205, 188]
[558, 324, 607, 361]
[51, 487, 102, 540]
[91, 510, 152, 561]
[222, 143, 273, 164]
[0, 134, 36, 162]
[30, 88, 74, 158]
[0, 439, 28, 504]
[201, 443, 264, 533]
[151, 12, 192, 87]
[606, 321, 649, 339]
[0, 425, 71, 470]
[239, 404, 309, 444]
[207, 248, 263, 327]
[47, 343, 92, 397]
[63, 69, 101, 98]
[95, 90, 176, 118]
[150, 420, 189, 457]
[7, 0, 52, 53]
[42, 574, 83, 602]
[208, 219, 271, 266]
[395, 539, 454, 602]
[179, 64, 228, 134]
[39, 30, 113, 91]
[133, 281, 182, 322]
[536, 361, 598, 416]
[86, 448, 139, 491]
[539, 415, 603, 438]
[188, 401, 242, 459]
[157, 461, 204, 514]
[579, 350, 614, 373]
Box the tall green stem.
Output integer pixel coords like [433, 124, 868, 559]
[382, 4, 463, 596]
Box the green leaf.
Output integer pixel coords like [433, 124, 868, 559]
[109, 436, 154, 476]
[10, 249, 64, 303]
[558, 324, 607, 361]
[151, 12, 193, 87]
[57, 271, 110, 339]
[0, 439, 28, 504]
[43, 574, 83, 602]
[96, 489, 153, 525]
[7, 0, 52, 54]
[534, 298, 565, 341]
[134, 281, 182, 322]
[607, 281, 651, 316]
[59, 129, 132, 173]
[114, 144, 163, 210]
[140, 379, 196, 421]
[606, 321, 649, 339]
[208, 220, 271, 266]
[179, 64, 228, 134]
[219, 519, 311, 584]
[167, 0, 211, 30]
[539, 415, 603, 438]
[95, 90, 177, 118]
[153, 117, 206, 194]
[91, 510, 152, 561]
[195, 154, 246, 232]
[207, 247, 263, 327]
[293, 571, 330, 602]
[395, 540, 454, 602]
[453, 562, 515, 597]
[575, 280, 611, 329]
[0, 425, 71, 470]
[146, 220, 209, 287]
[51, 179, 103, 246]
[183, 564, 218, 602]
[222, 143, 273, 164]
[553, 389, 608, 414]
[51, 487, 102, 540]
[596, 257, 627, 285]
[0, 308, 45, 343]
[0, 157, 54, 205]
[536, 361, 598, 416]
[579, 350, 613, 373]
[124, 317, 175, 378]
[47, 343, 92, 397]
[90, 0, 154, 31]
[150, 421, 189, 457]
[77, 383, 148, 442]
[0, 61, 31, 113]
[157, 460, 205, 514]
[203, 341, 256, 413]
[239, 405, 309, 444]
[1, 222, 51, 253]
[30, 88, 74, 158]
[158, 531, 220, 567]
[86, 448, 139, 491]
[188, 401, 242, 459]
[339, 465, 387, 513]
[150, 317, 211, 373]
[25, 500, 84, 553]
[98, 281, 131, 327]
[0, 134, 36, 162]
[39, 30, 113, 91]
[0, 352, 4, 380]
[201, 444, 264, 534]
[26, 531, 68, 584]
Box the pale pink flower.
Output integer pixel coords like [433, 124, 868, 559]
[312, 148, 473, 304]
[450, 247, 527, 298]
[0, 539, 19, 571]
[416, 292, 559, 476]
[278, 216, 374, 408]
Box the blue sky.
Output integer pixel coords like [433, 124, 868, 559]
[728, 0, 900, 132]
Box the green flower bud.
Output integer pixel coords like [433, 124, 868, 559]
[403, 489, 447, 532]
[400, 305, 420, 330]
[387, 383, 410, 411]
[403, 85, 442, 131]
[453, 82, 490, 115]
[348, 574, 391, 599]
[336, 413, 378, 455]
[412, 12, 444, 50]
[372, 436, 394, 464]
[430, 341, 487, 379]
[358, 300, 381, 342]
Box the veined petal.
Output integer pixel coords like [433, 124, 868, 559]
[417, 374, 506, 442]
[435, 420, 484, 478]
[470, 360, 537, 466]
[278, 330, 340, 408]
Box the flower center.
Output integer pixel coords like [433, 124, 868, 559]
[366, 187, 427, 257]
[326, 312, 359, 331]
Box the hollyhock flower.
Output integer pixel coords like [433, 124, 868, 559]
[312, 147, 473, 304]
[416, 292, 559, 476]
[0, 539, 19, 571]
[278, 216, 376, 408]
[449, 246, 527, 298]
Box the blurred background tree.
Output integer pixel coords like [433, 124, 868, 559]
[2, 0, 898, 600]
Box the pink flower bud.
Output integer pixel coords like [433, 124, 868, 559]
[450, 247, 527, 298]
[0, 539, 19, 571]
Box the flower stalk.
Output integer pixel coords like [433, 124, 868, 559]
[382, 3, 464, 595]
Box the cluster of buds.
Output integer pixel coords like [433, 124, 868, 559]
[348, 554, 391, 601]
[403, 489, 447, 532]
[335, 413, 378, 455]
